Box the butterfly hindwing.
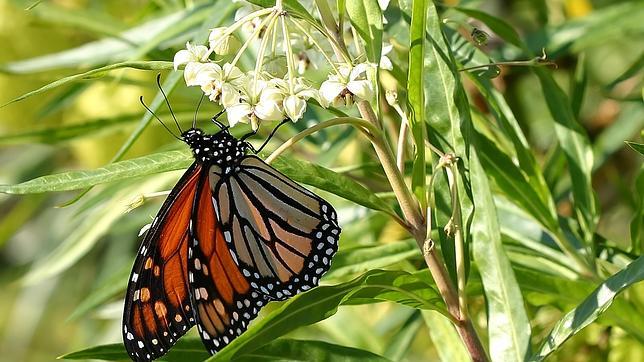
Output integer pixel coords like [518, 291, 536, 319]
[187, 168, 270, 354]
[123, 164, 201, 362]
[214, 156, 341, 301]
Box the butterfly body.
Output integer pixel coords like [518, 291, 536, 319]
[123, 125, 340, 361]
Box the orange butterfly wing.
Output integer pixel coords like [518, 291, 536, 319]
[123, 164, 201, 362]
[188, 167, 269, 354]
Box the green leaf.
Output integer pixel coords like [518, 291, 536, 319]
[0, 150, 394, 215]
[67, 265, 130, 321]
[59, 338, 209, 361]
[474, 131, 558, 231]
[21, 176, 174, 285]
[0, 150, 192, 194]
[535, 68, 597, 246]
[383, 311, 423, 361]
[208, 269, 445, 361]
[626, 141, 644, 156]
[1, 61, 173, 108]
[423, 2, 475, 285]
[0, 10, 188, 74]
[530, 256, 644, 361]
[514, 267, 644, 342]
[268, 154, 396, 215]
[406, 0, 428, 208]
[452, 7, 523, 48]
[422, 310, 470, 362]
[325, 239, 419, 279]
[237, 338, 392, 362]
[471, 150, 531, 361]
[60, 338, 391, 362]
[545, 2, 644, 55]
[346, 0, 383, 63]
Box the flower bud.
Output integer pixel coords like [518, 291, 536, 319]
[284, 95, 307, 121]
[385, 90, 398, 106]
[209, 27, 241, 55]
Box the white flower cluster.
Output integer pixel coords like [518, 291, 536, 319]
[172, 7, 389, 129]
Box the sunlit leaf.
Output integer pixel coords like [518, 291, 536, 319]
[471, 150, 531, 361]
[209, 269, 445, 360]
[530, 257, 644, 361]
[346, 0, 383, 63]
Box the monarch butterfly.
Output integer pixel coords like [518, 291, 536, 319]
[122, 104, 341, 361]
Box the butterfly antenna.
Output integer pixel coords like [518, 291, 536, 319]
[193, 93, 205, 129]
[140, 96, 181, 141]
[211, 109, 228, 130]
[156, 74, 182, 133]
[256, 118, 289, 153]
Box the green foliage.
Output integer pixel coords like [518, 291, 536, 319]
[0, 0, 642, 361]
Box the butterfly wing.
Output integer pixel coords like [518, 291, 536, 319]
[123, 163, 201, 362]
[188, 165, 270, 354]
[215, 155, 341, 301]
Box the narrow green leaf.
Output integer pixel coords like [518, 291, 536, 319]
[626, 141, 644, 156]
[570, 53, 587, 118]
[1, 61, 173, 108]
[208, 269, 445, 361]
[0, 10, 188, 74]
[268, 154, 395, 214]
[59, 338, 209, 361]
[535, 68, 597, 246]
[422, 310, 470, 362]
[67, 265, 130, 321]
[531, 256, 644, 361]
[515, 267, 644, 342]
[325, 239, 419, 279]
[27, 2, 127, 39]
[238, 339, 392, 362]
[406, 0, 428, 207]
[21, 176, 173, 285]
[471, 150, 531, 361]
[0, 150, 192, 194]
[452, 7, 523, 48]
[606, 52, 644, 89]
[60, 338, 391, 362]
[346, 0, 383, 63]
[424, 2, 475, 284]
[0, 150, 394, 215]
[545, 2, 644, 55]
[383, 311, 423, 361]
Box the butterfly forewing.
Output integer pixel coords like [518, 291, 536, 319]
[187, 169, 270, 354]
[214, 156, 341, 301]
[123, 164, 201, 362]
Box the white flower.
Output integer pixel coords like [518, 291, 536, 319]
[226, 79, 285, 129]
[173, 42, 208, 70]
[319, 64, 374, 107]
[208, 27, 241, 55]
[284, 95, 306, 121]
[187, 63, 245, 107]
[380, 43, 393, 70]
[273, 77, 319, 121]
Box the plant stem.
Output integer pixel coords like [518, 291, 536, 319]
[265, 116, 379, 164]
[357, 100, 489, 361]
[445, 158, 468, 319]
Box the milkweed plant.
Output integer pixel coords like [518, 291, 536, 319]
[0, 0, 642, 362]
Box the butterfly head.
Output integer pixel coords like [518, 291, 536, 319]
[182, 127, 248, 165]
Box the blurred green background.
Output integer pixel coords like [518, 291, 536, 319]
[0, 0, 642, 361]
